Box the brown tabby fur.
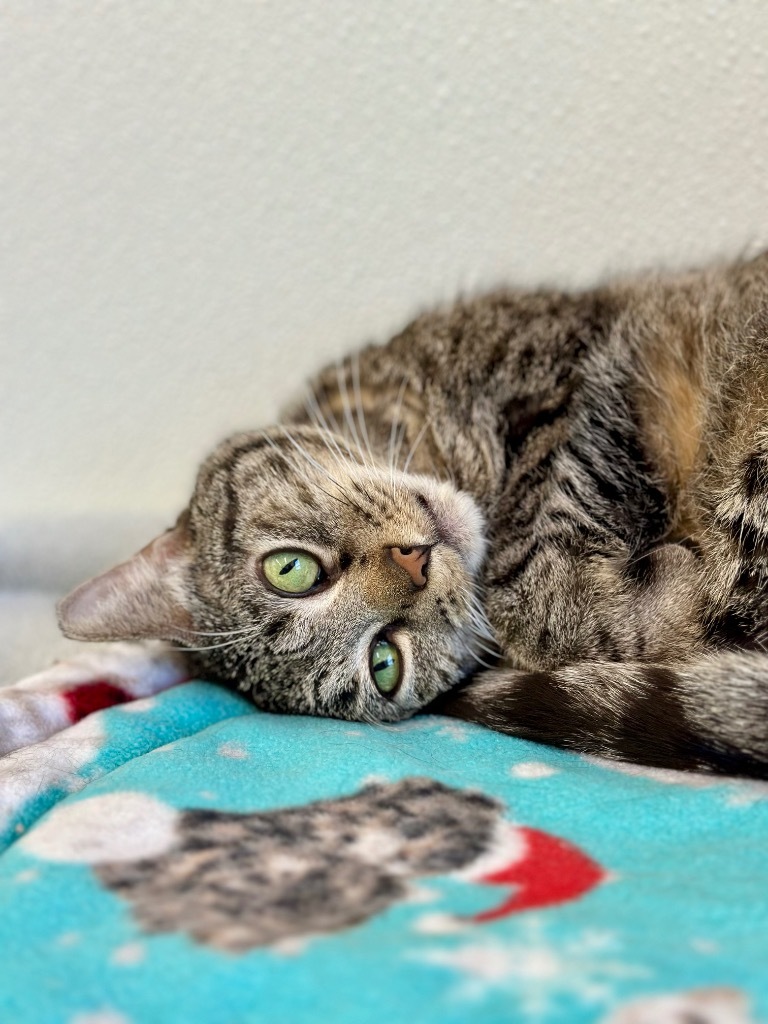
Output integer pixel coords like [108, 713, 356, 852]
[59, 252, 768, 776]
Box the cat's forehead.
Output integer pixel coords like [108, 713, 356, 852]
[196, 428, 343, 502]
[191, 430, 328, 525]
[192, 427, 429, 548]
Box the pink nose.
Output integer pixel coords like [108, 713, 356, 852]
[388, 545, 431, 588]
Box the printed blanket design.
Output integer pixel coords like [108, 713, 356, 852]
[0, 649, 767, 1023]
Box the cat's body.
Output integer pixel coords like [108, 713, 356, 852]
[59, 253, 768, 776]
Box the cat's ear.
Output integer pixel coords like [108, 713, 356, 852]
[57, 516, 196, 643]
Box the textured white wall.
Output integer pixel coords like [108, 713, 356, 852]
[2, 1, 768, 581]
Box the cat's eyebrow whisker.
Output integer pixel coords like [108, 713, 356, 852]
[272, 426, 366, 514]
[402, 418, 431, 476]
[351, 353, 377, 468]
[322, 398, 360, 468]
[336, 362, 372, 470]
[391, 402, 411, 476]
[275, 424, 352, 498]
[304, 384, 346, 444]
[387, 377, 409, 489]
[302, 388, 354, 477]
[262, 427, 355, 512]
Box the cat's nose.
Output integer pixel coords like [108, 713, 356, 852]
[388, 545, 432, 588]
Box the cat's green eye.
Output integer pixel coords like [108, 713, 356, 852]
[370, 638, 402, 695]
[262, 550, 324, 595]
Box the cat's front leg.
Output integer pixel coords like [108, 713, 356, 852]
[0, 641, 190, 757]
[484, 540, 707, 670]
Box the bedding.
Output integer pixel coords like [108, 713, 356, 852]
[0, 652, 766, 1023]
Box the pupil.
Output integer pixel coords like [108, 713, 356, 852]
[374, 656, 393, 673]
[279, 558, 299, 576]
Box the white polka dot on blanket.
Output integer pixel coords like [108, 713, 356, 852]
[217, 742, 248, 759]
[509, 761, 558, 779]
[111, 942, 146, 966]
[70, 1011, 132, 1024]
[21, 792, 179, 864]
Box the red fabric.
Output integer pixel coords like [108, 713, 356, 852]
[473, 826, 604, 922]
[62, 681, 130, 722]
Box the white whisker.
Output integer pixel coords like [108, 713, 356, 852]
[303, 388, 353, 475]
[273, 426, 364, 513]
[402, 418, 431, 475]
[180, 632, 260, 653]
[175, 625, 261, 638]
[335, 362, 369, 467]
[387, 375, 409, 491]
[351, 353, 376, 467]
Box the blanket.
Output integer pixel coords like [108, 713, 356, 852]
[0, 648, 767, 1024]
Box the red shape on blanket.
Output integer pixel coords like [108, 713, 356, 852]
[473, 827, 605, 922]
[62, 681, 131, 722]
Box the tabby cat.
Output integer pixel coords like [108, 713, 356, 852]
[58, 253, 768, 777]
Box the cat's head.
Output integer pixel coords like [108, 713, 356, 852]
[57, 425, 491, 722]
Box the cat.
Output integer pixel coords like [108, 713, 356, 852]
[57, 252, 768, 777]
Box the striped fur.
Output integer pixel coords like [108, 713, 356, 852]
[59, 252, 768, 776]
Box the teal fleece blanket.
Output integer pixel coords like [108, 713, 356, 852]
[0, 679, 767, 1024]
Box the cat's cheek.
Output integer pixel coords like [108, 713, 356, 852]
[20, 792, 180, 864]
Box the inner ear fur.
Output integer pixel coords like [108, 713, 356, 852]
[57, 518, 196, 643]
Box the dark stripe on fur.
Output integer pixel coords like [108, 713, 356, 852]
[429, 662, 768, 777]
[743, 451, 768, 501]
[502, 402, 569, 460]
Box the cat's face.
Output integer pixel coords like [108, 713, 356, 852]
[58, 425, 491, 722]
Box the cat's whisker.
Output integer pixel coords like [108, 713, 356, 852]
[387, 377, 409, 488]
[300, 379, 361, 477]
[356, 704, 408, 735]
[179, 633, 260, 654]
[273, 426, 367, 514]
[402, 418, 431, 476]
[335, 362, 373, 470]
[467, 602, 495, 636]
[470, 637, 501, 661]
[392, 413, 410, 475]
[465, 615, 497, 642]
[306, 385, 351, 457]
[468, 651, 497, 671]
[174, 625, 261, 638]
[302, 388, 355, 478]
[351, 353, 377, 469]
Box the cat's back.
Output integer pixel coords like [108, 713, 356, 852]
[295, 252, 768, 518]
[618, 252, 768, 530]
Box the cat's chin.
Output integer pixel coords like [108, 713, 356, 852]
[414, 480, 487, 576]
